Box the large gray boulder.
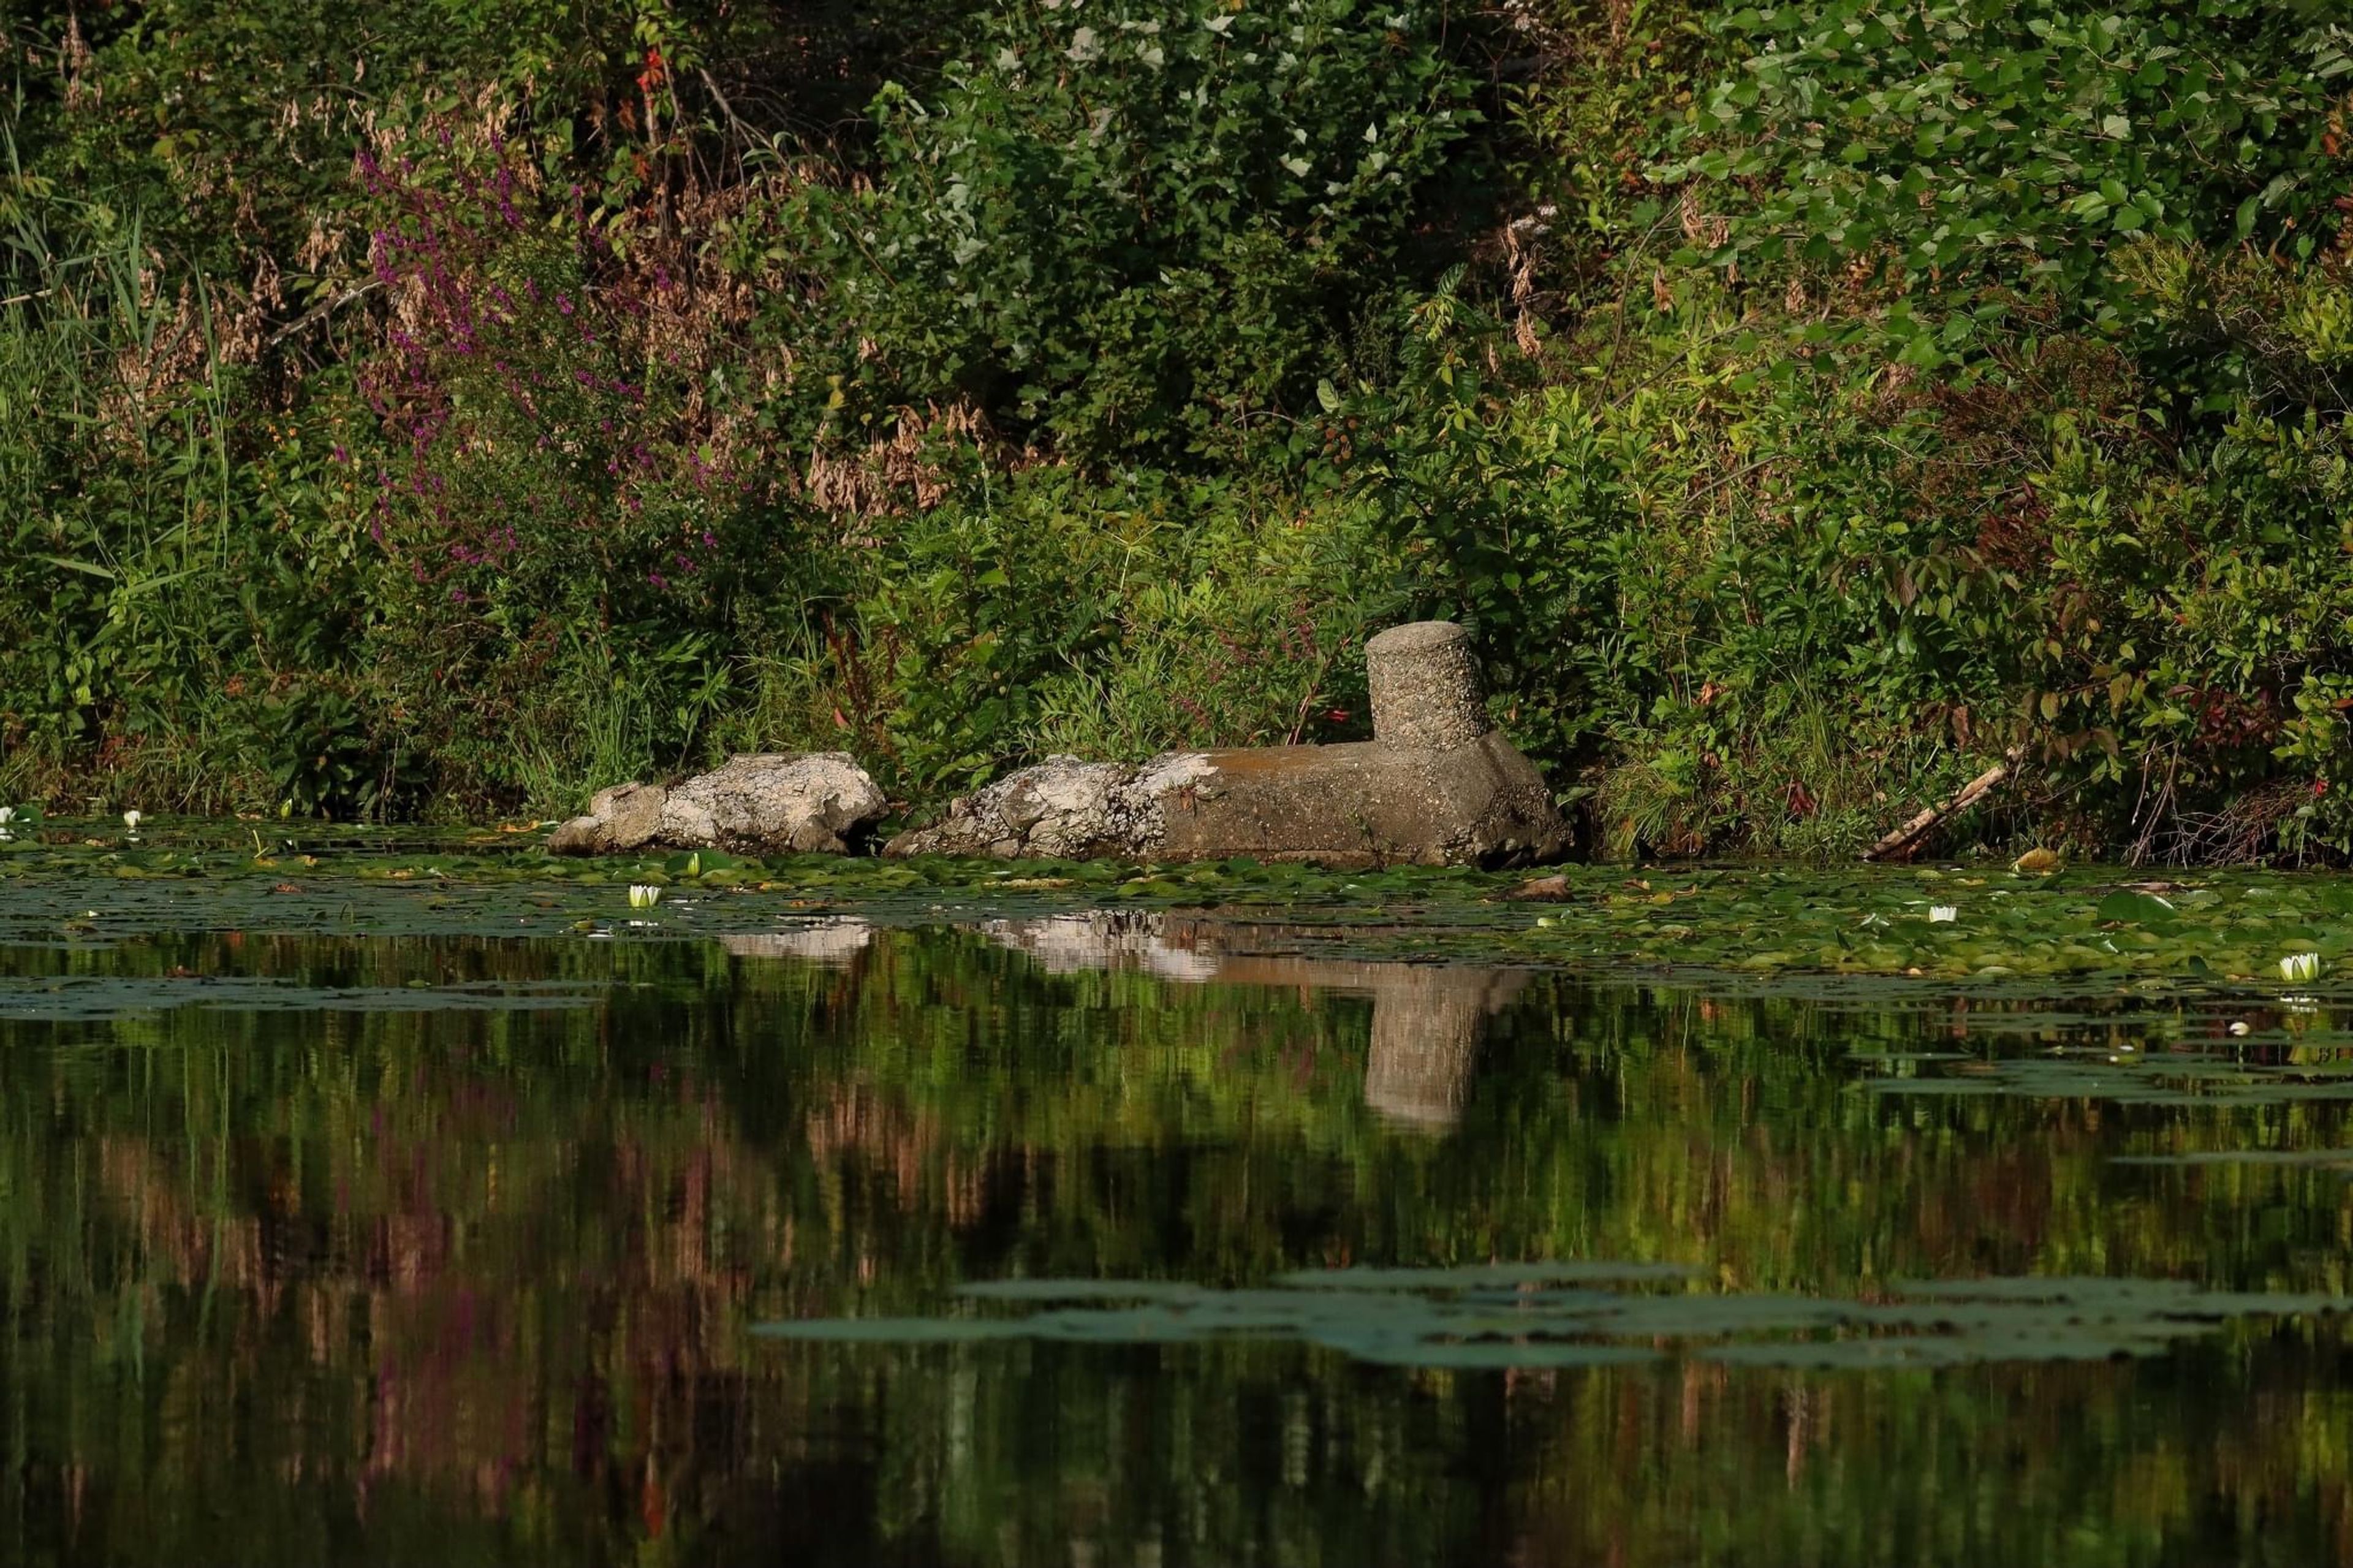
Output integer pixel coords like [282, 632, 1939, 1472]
[547, 752, 886, 857]
[661, 752, 887, 854]
[884, 752, 1216, 860]
[885, 622, 1569, 868]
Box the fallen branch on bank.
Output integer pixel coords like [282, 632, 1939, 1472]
[1863, 744, 2029, 863]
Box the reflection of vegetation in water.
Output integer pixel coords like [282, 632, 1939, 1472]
[760, 1268, 2353, 1369]
[2, 918, 2353, 1564]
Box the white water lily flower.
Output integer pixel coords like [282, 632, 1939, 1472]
[121, 810, 142, 832]
[1928, 906, 1958, 923]
[2279, 952, 2322, 983]
[628, 884, 663, 910]
[0, 807, 15, 824]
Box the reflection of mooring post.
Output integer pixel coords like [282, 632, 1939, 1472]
[1362, 967, 1526, 1131]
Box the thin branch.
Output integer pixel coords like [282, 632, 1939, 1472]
[698, 67, 759, 148]
[1864, 744, 2028, 862]
[267, 278, 384, 346]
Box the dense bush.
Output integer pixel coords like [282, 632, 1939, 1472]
[794, 0, 1477, 460]
[7, 0, 2353, 863]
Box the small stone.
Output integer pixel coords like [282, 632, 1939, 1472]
[1504, 874, 1573, 902]
[547, 815, 610, 855]
[588, 782, 667, 850]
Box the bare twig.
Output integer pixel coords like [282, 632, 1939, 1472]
[698, 68, 759, 148]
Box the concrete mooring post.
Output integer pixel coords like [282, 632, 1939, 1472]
[887, 619, 1571, 866]
[1365, 620, 1490, 751]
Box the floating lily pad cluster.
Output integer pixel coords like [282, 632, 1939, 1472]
[6, 818, 2353, 990]
[756, 1265, 2353, 1369]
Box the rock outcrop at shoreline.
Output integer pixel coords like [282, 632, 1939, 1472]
[547, 752, 885, 856]
[550, 624, 1568, 869]
[886, 621, 1569, 868]
[881, 752, 1219, 860]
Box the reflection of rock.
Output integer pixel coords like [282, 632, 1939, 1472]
[980, 912, 1222, 982]
[550, 753, 886, 857]
[883, 622, 1567, 868]
[979, 912, 1522, 1131]
[719, 918, 874, 967]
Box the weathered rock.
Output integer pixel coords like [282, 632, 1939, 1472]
[884, 622, 1567, 866]
[545, 781, 667, 855]
[592, 781, 669, 849]
[887, 735, 1564, 867]
[884, 752, 1215, 860]
[1365, 619, 1489, 750]
[659, 752, 887, 855]
[1156, 733, 1566, 866]
[545, 816, 605, 855]
[547, 753, 884, 856]
[885, 622, 1567, 867]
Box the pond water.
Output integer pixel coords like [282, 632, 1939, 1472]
[3, 884, 2351, 1566]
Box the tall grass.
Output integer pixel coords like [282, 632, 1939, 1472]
[1, 142, 258, 809]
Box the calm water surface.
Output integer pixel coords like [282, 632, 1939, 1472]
[2, 908, 2350, 1566]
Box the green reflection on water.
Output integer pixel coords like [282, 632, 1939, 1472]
[0, 901, 2350, 1566]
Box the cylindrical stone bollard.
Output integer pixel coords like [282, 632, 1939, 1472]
[1365, 621, 1488, 750]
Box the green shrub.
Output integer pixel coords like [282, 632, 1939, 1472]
[1659, 1, 2353, 366]
[794, 0, 1481, 461]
